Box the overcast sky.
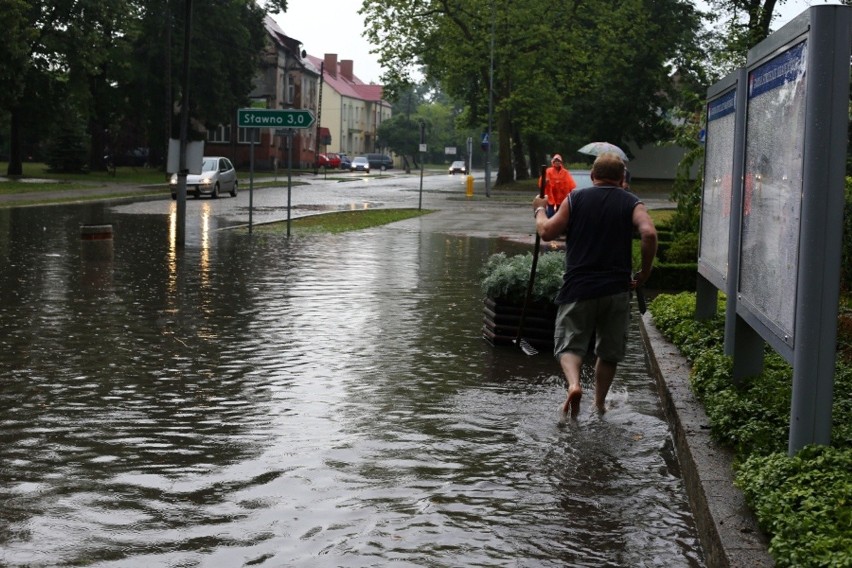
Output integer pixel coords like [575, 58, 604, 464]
[273, 0, 842, 87]
[273, 0, 385, 84]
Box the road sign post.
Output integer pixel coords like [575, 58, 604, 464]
[237, 108, 316, 234]
[237, 108, 315, 129]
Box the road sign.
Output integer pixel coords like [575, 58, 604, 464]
[237, 108, 315, 129]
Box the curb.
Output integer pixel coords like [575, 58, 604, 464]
[639, 312, 775, 567]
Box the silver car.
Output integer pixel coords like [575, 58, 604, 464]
[350, 156, 370, 174]
[170, 156, 238, 199]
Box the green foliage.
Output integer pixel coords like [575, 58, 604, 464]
[0, 0, 32, 110]
[2, 0, 270, 174]
[668, 106, 704, 235]
[665, 232, 699, 263]
[649, 292, 852, 566]
[45, 111, 89, 173]
[361, 0, 703, 183]
[735, 446, 852, 567]
[480, 251, 565, 304]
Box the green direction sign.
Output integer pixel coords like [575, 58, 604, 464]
[237, 108, 315, 129]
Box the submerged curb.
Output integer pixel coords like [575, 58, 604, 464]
[639, 312, 774, 567]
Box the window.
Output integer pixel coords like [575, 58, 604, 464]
[208, 124, 230, 143]
[238, 127, 260, 144]
[286, 74, 295, 104]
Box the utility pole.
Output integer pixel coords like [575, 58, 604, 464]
[485, 0, 495, 198]
[176, 0, 193, 248]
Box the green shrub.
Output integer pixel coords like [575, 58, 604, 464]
[649, 292, 852, 567]
[480, 251, 565, 304]
[644, 263, 698, 291]
[45, 110, 89, 174]
[656, 229, 674, 242]
[665, 233, 699, 263]
[736, 446, 852, 568]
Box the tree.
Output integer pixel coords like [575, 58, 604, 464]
[362, 0, 703, 185]
[0, 0, 281, 176]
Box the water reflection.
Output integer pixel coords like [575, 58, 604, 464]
[0, 203, 704, 566]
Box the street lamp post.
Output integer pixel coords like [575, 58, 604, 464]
[485, 0, 495, 198]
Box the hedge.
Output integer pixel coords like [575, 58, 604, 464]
[649, 292, 852, 567]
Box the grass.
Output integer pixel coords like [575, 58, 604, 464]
[0, 161, 305, 204]
[245, 208, 432, 235]
[0, 161, 167, 186]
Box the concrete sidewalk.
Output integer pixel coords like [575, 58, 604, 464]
[640, 314, 774, 567]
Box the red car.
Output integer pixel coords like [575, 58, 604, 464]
[317, 153, 341, 169]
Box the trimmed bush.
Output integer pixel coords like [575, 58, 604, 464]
[648, 292, 852, 567]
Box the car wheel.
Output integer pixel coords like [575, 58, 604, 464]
[381, 165, 386, 171]
[212, 183, 219, 199]
[230, 181, 238, 197]
[171, 193, 176, 200]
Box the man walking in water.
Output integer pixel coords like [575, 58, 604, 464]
[531, 152, 657, 419]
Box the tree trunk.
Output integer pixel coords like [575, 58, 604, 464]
[511, 124, 529, 181]
[496, 107, 513, 185]
[7, 109, 23, 176]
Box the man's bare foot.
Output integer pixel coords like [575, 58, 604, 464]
[562, 386, 583, 419]
[594, 403, 607, 414]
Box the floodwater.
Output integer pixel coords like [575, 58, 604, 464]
[0, 199, 704, 567]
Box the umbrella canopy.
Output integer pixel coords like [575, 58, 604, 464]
[578, 142, 629, 162]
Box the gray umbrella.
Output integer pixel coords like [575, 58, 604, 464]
[578, 142, 629, 162]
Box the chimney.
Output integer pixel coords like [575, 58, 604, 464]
[340, 60, 354, 81]
[324, 54, 338, 77]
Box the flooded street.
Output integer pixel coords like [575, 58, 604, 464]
[0, 180, 703, 566]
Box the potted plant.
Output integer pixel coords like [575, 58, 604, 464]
[480, 251, 565, 348]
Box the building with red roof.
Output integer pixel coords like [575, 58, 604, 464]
[306, 53, 392, 158]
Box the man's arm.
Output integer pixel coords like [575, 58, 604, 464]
[633, 203, 657, 286]
[533, 194, 569, 241]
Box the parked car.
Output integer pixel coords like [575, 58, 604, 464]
[448, 160, 468, 175]
[350, 156, 370, 173]
[338, 153, 352, 170]
[366, 153, 393, 171]
[114, 147, 149, 167]
[170, 156, 238, 199]
[317, 153, 341, 169]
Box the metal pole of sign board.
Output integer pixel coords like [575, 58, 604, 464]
[287, 129, 293, 238]
[787, 5, 850, 453]
[249, 135, 254, 234]
[418, 143, 425, 210]
[419, 121, 425, 210]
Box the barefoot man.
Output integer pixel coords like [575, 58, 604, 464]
[532, 152, 657, 419]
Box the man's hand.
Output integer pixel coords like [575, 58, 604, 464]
[533, 196, 548, 210]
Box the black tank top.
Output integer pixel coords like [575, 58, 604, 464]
[554, 185, 641, 304]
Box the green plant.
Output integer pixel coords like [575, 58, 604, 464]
[649, 291, 852, 566]
[480, 251, 565, 304]
[665, 233, 699, 263]
[45, 111, 89, 174]
[736, 446, 852, 568]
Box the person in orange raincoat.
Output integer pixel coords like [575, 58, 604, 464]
[540, 154, 577, 217]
